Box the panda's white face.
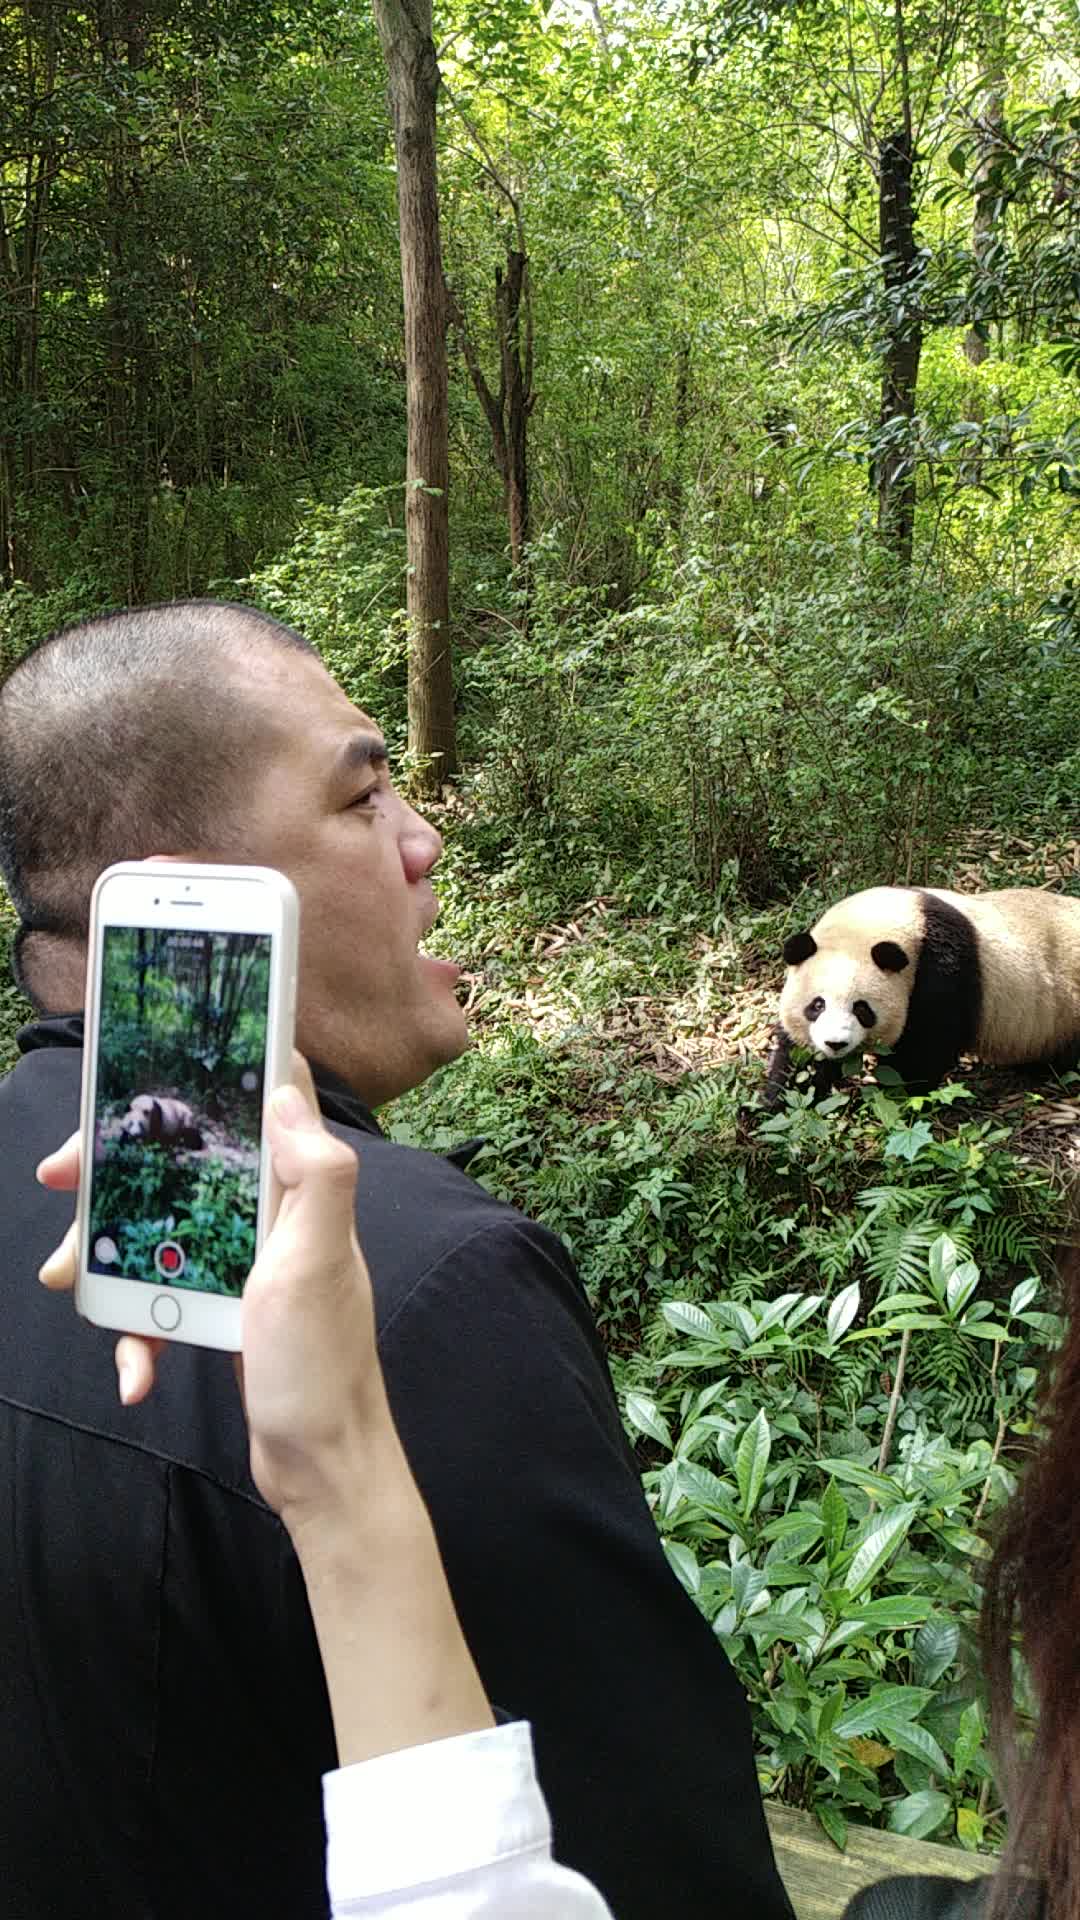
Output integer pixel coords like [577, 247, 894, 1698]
[779, 942, 913, 1061]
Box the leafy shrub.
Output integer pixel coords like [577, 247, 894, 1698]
[237, 482, 411, 748]
[594, 1078, 1066, 1850]
[623, 1216, 1061, 1851]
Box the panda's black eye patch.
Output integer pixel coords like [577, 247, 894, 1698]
[853, 1000, 876, 1028]
[804, 997, 825, 1020]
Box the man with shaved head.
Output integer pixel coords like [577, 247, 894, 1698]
[0, 602, 793, 1920]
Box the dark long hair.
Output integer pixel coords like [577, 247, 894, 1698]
[983, 1248, 1080, 1918]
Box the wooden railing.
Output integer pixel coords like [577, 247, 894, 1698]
[766, 1805, 995, 1920]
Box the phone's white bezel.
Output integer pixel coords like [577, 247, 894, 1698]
[75, 862, 299, 1353]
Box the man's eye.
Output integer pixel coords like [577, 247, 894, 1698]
[349, 788, 378, 810]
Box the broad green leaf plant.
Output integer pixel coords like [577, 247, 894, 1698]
[626, 1205, 1061, 1852]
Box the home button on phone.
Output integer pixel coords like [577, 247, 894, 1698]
[150, 1294, 182, 1333]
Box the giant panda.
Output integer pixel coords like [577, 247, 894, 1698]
[764, 886, 1080, 1103]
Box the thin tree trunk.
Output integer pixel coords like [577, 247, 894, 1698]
[371, 0, 457, 795]
[448, 238, 534, 585]
[498, 249, 531, 574]
[877, 1328, 911, 1472]
[669, 337, 691, 523]
[0, 7, 59, 586]
[876, 126, 922, 563]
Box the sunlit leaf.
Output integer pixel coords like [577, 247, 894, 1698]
[844, 1503, 919, 1598]
[736, 1408, 772, 1518]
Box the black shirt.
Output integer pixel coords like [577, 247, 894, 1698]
[0, 1016, 794, 1920]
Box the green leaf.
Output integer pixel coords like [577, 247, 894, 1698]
[912, 1617, 960, 1688]
[888, 1790, 950, 1839]
[785, 1294, 825, 1334]
[878, 1715, 950, 1776]
[814, 1803, 848, 1851]
[835, 1685, 934, 1739]
[1017, 1310, 1064, 1338]
[1009, 1277, 1039, 1319]
[868, 1293, 934, 1314]
[844, 1503, 919, 1598]
[711, 1300, 759, 1346]
[754, 1292, 806, 1336]
[661, 1300, 715, 1340]
[946, 1263, 980, 1318]
[662, 1539, 701, 1594]
[952, 1700, 985, 1780]
[742, 1607, 819, 1645]
[894, 1752, 933, 1796]
[817, 1683, 847, 1740]
[928, 1234, 962, 1293]
[818, 1459, 903, 1502]
[765, 1520, 823, 1565]
[956, 1807, 985, 1851]
[884, 1122, 933, 1162]
[624, 1392, 673, 1448]
[851, 1595, 933, 1629]
[736, 1408, 772, 1518]
[821, 1479, 848, 1567]
[673, 1461, 741, 1531]
[826, 1282, 861, 1346]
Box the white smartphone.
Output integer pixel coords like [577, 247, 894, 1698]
[75, 862, 300, 1352]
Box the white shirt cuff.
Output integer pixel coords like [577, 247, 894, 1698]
[322, 1720, 552, 1902]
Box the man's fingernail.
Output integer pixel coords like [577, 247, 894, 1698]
[270, 1084, 316, 1129]
[118, 1363, 135, 1404]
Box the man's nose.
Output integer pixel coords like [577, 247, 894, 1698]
[399, 807, 443, 883]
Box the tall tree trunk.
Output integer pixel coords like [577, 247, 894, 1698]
[497, 248, 531, 573]
[371, 0, 457, 795]
[0, 6, 59, 587]
[876, 126, 922, 564]
[449, 237, 534, 585]
[668, 337, 691, 522]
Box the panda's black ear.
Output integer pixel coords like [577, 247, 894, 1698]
[872, 940, 910, 974]
[783, 931, 817, 967]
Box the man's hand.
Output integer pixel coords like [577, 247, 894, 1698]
[36, 1054, 390, 1524]
[36, 1133, 166, 1404]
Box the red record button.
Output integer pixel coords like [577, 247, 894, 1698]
[153, 1240, 186, 1280]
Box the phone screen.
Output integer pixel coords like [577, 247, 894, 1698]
[87, 924, 273, 1298]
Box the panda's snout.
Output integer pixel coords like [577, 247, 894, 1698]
[824, 1038, 849, 1054]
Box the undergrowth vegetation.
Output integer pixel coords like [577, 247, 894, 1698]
[3, 771, 1075, 1853]
[387, 838, 1077, 1851]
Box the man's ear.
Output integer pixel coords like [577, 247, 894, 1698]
[783, 931, 817, 967]
[871, 940, 910, 973]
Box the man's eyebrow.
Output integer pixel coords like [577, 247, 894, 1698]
[333, 733, 388, 779]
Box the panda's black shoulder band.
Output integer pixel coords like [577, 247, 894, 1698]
[889, 892, 981, 1086]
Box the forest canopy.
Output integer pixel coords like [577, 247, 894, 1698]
[2, 0, 1077, 894]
